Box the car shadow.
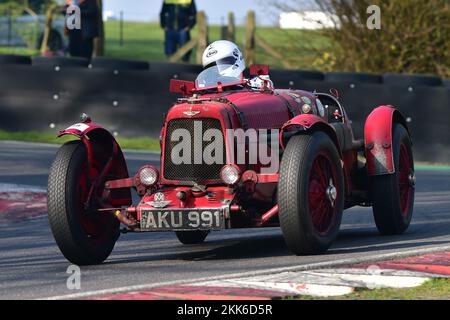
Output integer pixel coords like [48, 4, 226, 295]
[105, 219, 450, 266]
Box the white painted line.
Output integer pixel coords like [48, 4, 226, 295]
[0, 140, 60, 148]
[193, 268, 431, 297]
[0, 140, 160, 155]
[198, 280, 355, 297]
[41, 244, 450, 300]
[0, 183, 46, 193]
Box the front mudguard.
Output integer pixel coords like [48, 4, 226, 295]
[279, 114, 341, 155]
[59, 121, 132, 206]
[364, 105, 411, 176]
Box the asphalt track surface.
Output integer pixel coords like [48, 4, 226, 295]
[0, 141, 449, 299]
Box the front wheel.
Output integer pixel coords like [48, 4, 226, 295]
[278, 132, 344, 255]
[371, 124, 415, 235]
[47, 140, 119, 265]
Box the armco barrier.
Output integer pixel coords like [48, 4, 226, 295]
[0, 56, 449, 162]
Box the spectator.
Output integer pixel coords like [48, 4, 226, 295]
[65, 0, 99, 59]
[160, 0, 197, 62]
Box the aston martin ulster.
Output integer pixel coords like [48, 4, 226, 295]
[47, 41, 415, 265]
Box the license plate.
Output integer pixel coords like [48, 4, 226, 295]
[140, 209, 225, 231]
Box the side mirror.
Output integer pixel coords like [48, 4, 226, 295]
[250, 64, 270, 77]
[169, 79, 195, 96]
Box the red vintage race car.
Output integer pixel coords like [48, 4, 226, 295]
[47, 64, 416, 265]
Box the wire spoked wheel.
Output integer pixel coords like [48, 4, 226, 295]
[278, 132, 344, 255]
[47, 140, 119, 265]
[398, 143, 414, 217]
[371, 124, 415, 235]
[308, 153, 339, 235]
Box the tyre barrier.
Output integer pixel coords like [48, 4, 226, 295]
[443, 79, 450, 87]
[90, 57, 150, 71]
[32, 56, 90, 69]
[325, 72, 383, 85]
[383, 73, 443, 87]
[0, 54, 449, 162]
[0, 54, 32, 65]
[149, 62, 203, 74]
[269, 70, 325, 89]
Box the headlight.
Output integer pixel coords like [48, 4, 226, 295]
[138, 166, 159, 187]
[220, 165, 241, 185]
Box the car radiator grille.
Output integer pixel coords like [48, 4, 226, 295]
[163, 118, 225, 182]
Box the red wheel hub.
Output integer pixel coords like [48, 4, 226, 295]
[308, 154, 338, 234]
[78, 163, 111, 238]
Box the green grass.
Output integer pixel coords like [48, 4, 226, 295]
[0, 47, 38, 56]
[0, 130, 160, 152]
[291, 278, 450, 300]
[0, 21, 330, 70]
[104, 21, 330, 70]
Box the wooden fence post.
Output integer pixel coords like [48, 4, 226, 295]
[245, 10, 256, 66]
[40, 5, 55, 54]
[196, 11, 208, 64]
[227, 12, 235, 42]
[256, 34, 292, 69]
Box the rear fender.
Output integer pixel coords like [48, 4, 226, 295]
[59, 122, 132, 205]
[280, 114, 341, 156]
[364, 105, 410, 176]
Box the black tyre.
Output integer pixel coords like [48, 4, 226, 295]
[32, 56, 89, 68]
[149, 62, 203, 74]
[371, 124, 415, 235]
[175, 231, 209, 244]
[325, 72, 382, 84]
[278, 132, 344, 255]
[443, 79, 450, 87]
[268, 70, 325, 88]
[47, 140, 119, 265]
[0, 54, 32, 65]
[383, 73, 442, 87]
[90, 58, 150, 71]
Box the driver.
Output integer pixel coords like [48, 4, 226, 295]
[201, 40, 273, 91]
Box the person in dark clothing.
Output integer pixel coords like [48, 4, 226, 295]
[160, 0, 197, 62]
[65, 0, 99, 59]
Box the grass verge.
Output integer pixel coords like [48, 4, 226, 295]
[292, 278, 450, 300]
[0, 130, 160, 152]
[103, 21, 329, 70]
[0, 21, 329, 70]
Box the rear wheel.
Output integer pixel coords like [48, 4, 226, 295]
[278, 133, 344, 255]
[175, 231, 209, 244]
[47, 141, 119, 265]
[371, 124, 415, 235]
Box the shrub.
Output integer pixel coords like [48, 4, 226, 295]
[314, 0, 450, 77]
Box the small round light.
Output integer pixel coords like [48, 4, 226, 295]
[302, 104, 312, 114]
[221, 165, 241, 185]
[139, 166, 159, 187]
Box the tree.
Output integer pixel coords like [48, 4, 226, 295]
[316, 0, 450, 77]
[271, 0, 450, 77]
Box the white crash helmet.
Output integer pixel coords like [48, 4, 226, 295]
[202, 40, 245, 78]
